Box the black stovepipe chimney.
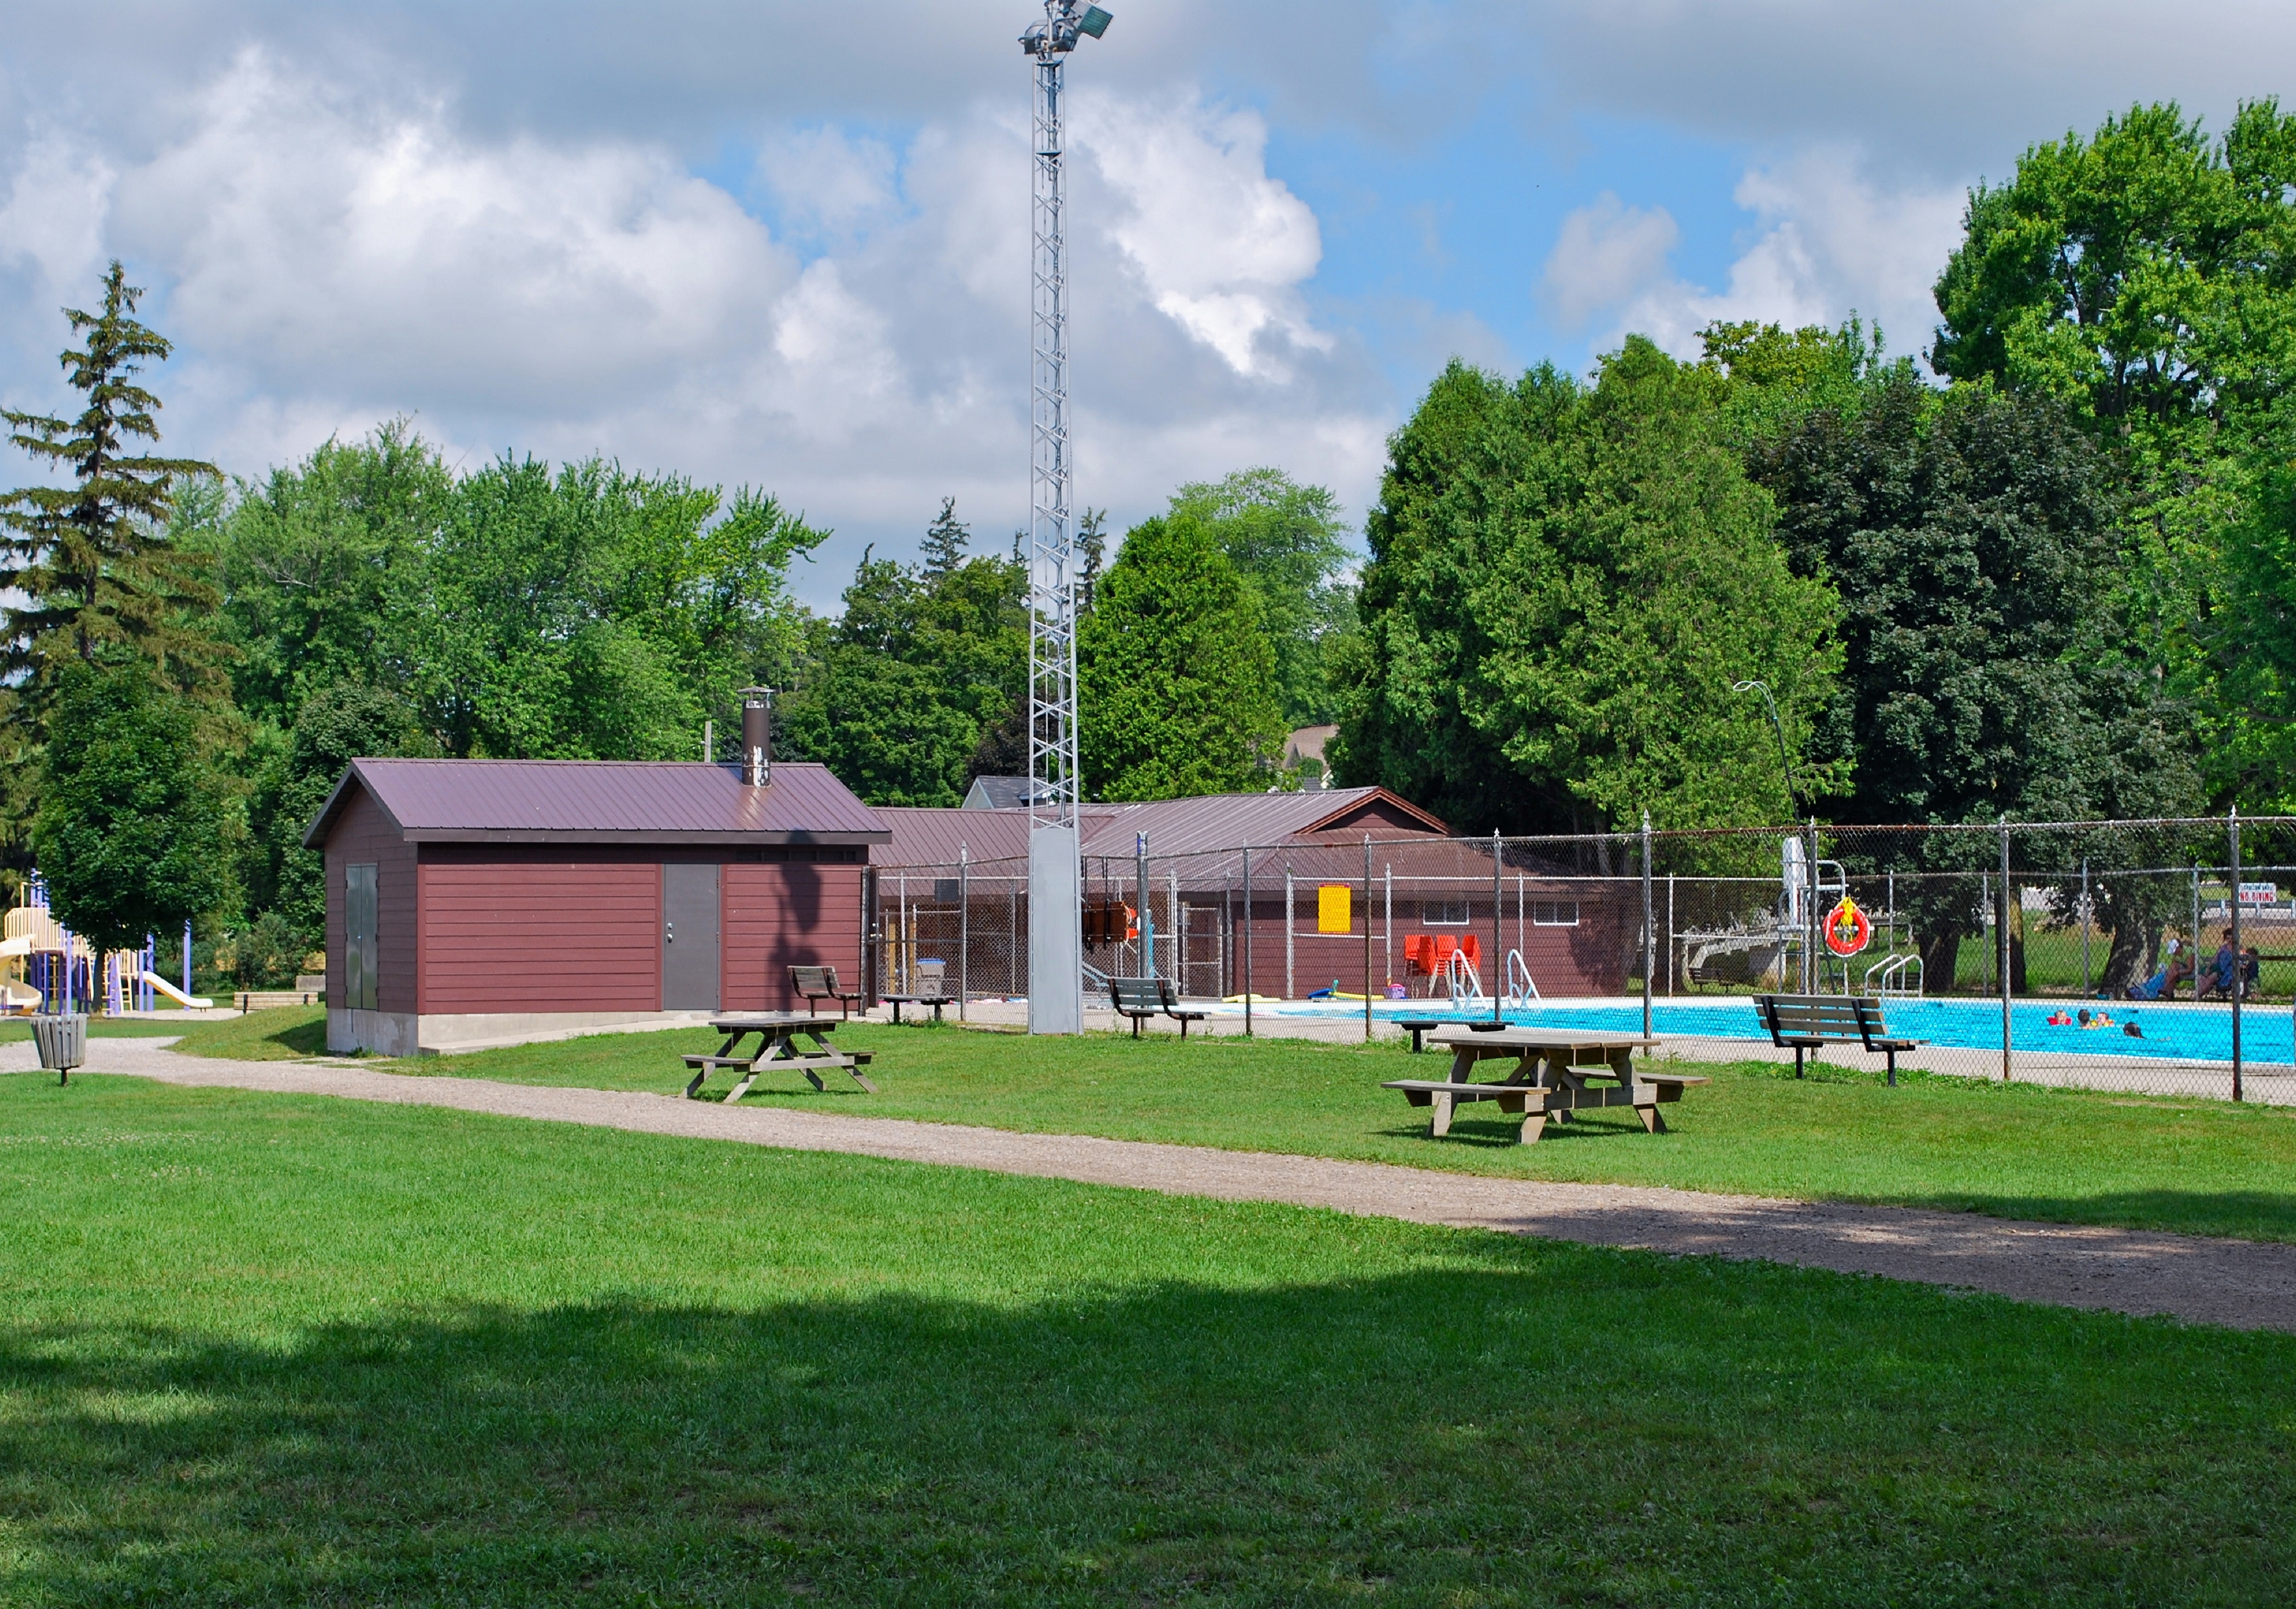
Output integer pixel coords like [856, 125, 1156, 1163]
[739, 687, 774, 786]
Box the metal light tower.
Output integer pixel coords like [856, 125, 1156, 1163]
[1019, 0, 1110, 1034]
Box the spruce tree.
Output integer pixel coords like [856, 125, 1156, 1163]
[1, 261, 222, 698]
[921, 495, 969, 575]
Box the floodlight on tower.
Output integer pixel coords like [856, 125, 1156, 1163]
[1018, 1, 1110, 1034]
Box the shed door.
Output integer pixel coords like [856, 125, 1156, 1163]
[345, 864, 378, 1012]
[661, 862, 721, 1011]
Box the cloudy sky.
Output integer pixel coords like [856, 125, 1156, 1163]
[1, 2, 2289, 605]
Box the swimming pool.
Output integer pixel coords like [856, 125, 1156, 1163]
[1252, 997, 2294, 1065]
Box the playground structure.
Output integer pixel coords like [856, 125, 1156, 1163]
[4, 877, 213, 1016]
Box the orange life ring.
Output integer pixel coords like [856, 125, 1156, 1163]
[1824, 895, 1872, 957]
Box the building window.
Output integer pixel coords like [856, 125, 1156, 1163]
[1532, 900, 1579, 927]
[1422, 899, 1470, 925]
[345, 863, 379, 1011]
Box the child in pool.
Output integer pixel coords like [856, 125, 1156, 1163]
[2078, 1008, 2115, 1028]
[2047, 1009, 2073, 1026]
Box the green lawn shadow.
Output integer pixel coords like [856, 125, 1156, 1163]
[7, 1265, 2294, 1606]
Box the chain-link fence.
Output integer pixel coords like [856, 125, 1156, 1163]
[869, 815, 2294, 1103]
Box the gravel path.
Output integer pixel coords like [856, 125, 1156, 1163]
[13, 1036, 2296, 1334]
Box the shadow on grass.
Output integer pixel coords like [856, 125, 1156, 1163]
[6, 1263, 2294, 1606]
[1900, 1189, 2296, 1242]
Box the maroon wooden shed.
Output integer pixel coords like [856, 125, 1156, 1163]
[304, 759, 889, 1055]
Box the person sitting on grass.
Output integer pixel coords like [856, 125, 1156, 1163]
[2196, 930, 2239, 1001]
[2125, 956, 2190, 1001]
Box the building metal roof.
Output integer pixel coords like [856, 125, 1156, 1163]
[871, 786, 1448, 869]
[305, 759, 890, 848]
[961, 775, 1039, 810]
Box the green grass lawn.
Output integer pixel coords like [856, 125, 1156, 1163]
[164, 1007, 2296, 1245]
[0, 1015, 205, 1042]
[3, 1072, 2291, 1606]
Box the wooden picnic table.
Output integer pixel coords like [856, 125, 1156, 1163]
[1382, 1026, 1705, 1143]
[684, 1013, 877, 1101]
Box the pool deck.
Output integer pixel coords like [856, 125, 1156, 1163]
[884, 997, 2296, 1105]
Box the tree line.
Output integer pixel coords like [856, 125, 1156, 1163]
[0, 269, 1355, 983]
[6, 99, 2294, 991]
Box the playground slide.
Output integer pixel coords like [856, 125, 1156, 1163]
[139, 971, 216, 1010]
[0, 935, 29, 961]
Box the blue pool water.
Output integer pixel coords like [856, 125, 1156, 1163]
[1266, 997, 2293, 1064]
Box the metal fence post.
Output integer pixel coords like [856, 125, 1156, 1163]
[1364, 835, 1374, 1042]
[958, 844, 969, 1022]
[1285, 866, 1295, 1000]
[2079, 856, 2091, 997]
[1171, 867, 1181, 991]
[1490, 830, 1504, 1023]
[1667, 872, 1676, 996]
[1135, 833, 1151, 980]
[1640, 811, 1654, 1039]
[1242, 845, 1254, 1036]
[1804, 817, 1819, 992]
[2231, 808, 2244, 1102]
[2000, 816, 2012, 1083]
[2191, 865, 2201, 982]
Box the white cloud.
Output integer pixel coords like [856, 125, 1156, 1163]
[0, 131, 113, 304]
[0, 48, 1386, 603]
[1598, 151, 1965, 362]
[1079, 92, 1329, 378]
[757, 126, 902, 242]
[112, 50, 797, 415]
[1539, 192, 1678, 330]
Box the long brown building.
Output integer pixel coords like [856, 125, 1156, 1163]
[868, 786, 1640, 1002]
[305, 759, 888, 1055]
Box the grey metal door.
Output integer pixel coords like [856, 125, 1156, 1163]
[661, 862, 720, 1011]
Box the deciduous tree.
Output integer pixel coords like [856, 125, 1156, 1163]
[1331, 342, 1843, 841]
[1077, 513, 1283, 800]
[31, 661, 237, 951]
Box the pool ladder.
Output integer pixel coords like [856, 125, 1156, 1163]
[1446, 950, 1486, 1005]
[1863, 951, 1924, 998]
[1503, 948, 1540, 1007]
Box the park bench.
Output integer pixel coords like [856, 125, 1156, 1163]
[1849, 995, 1928, 1087]
[1393, 1016, 1506, 1052]
[790, 964, 865, 1020]
[1753, 993, 1862, 1078]
[1107, 975, 1207, 1038]
[1755, 993, 1928, 1085]
[883, 958, 956, 1024]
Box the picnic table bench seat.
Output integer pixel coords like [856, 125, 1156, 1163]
[1107, 975, 1206, 1038]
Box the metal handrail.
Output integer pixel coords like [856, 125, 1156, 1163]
[1863, 951, 1923, 998]
[1446, 949, 1486, 1005]
[1503, 948, 1540, 1005]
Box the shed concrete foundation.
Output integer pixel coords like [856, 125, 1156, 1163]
[329, 1008, 719, 1057]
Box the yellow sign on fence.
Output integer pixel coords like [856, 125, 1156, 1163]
[1317, 884, 1353, 934]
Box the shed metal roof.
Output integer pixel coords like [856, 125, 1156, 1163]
[305, 759, 890, 848]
